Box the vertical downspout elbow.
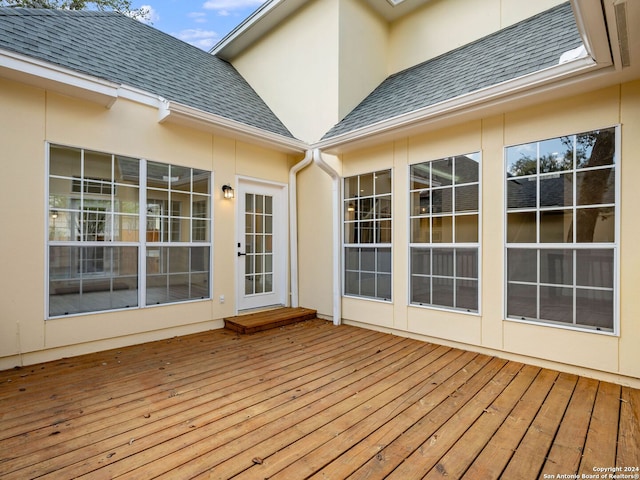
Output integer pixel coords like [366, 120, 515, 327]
[289, 149, 314, 308]
[312, 148, 342, 326]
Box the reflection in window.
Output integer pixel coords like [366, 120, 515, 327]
[409, 153, 480, 312]
[48, 145, 211, 318]
[344, 170, 392, 301]
[505, 127, 617, 331]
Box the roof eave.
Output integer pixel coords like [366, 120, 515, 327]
[159, 100, 307, 154]
[0, 48, 119, 108]
[0, 48, 305, 154]
[313, 56, 607, 154]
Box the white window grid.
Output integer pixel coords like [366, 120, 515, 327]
[343, 169, 393, 302]
[408, 153, 481, 313]
[504, 127, 620, 334]
[46, 144, 213, 318]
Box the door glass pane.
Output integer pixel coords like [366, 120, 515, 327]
[255, 195, 264, 214]
[245, 194, 254, 213]
[243, 193, 275, 297]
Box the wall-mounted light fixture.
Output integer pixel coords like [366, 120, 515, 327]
[51, 210, 59, 219]
[222, 184, 235, 199]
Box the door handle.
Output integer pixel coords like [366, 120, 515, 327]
[238, 251, 246, 256]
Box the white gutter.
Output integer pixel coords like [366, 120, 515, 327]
[288, 149, 314, 308]
[0, 49, 119, 108]
[313, 55, 604, 152]
[158, 99, 307, 154]
[312, 148, 342, 326]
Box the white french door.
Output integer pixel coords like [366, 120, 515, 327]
[236, 179, 288, 311]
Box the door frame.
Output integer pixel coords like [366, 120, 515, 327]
[235, 176, 289, 313]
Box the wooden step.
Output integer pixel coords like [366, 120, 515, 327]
[224, 307, 317, 334]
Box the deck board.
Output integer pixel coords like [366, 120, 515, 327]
[0, 319, 638, 479]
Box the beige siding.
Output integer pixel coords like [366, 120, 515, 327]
[0, 79, 46, 357]
[233, 0, 341, 143]
[0, 78, 292, 369]
[299, 81, 639, 385]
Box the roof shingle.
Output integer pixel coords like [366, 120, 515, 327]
[0, 8, 295, 139]
[323, 2, 582, 140]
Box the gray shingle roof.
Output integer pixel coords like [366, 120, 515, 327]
[0, 8, 295, 139]
[323, 2, 582, 140]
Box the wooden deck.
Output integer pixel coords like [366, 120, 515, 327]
[224, 307, 317, 334]
[0, 319, 638, 479]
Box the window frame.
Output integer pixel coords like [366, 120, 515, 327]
[408, 152, 482, 314]
[503, 126, 620, 335]
[46, 143, 213, 319]
[342, 169, 393, 302]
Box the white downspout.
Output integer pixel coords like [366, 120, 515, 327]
[312, 148, 342, 326]
[289, 149, 313, 308]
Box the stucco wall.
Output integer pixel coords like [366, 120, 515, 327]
[0, 78, 293, 369]
[318, 81, 640, 385]
[233, 0, 342, 144]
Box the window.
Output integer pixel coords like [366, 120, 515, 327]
[505, 127, 617, 332]
[343, 170, 392, 301]
[47, 145, 211, 317]
[409, 153, 480, 312]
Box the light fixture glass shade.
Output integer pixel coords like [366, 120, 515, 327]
[222, 184, 234, 199]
